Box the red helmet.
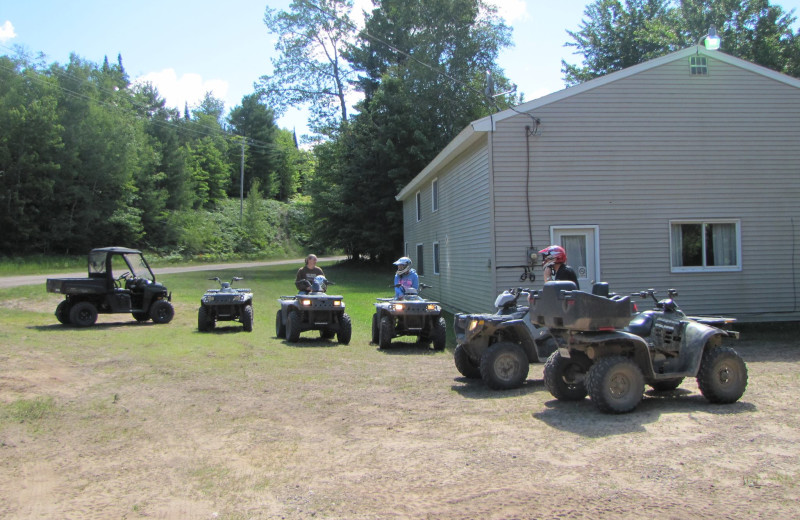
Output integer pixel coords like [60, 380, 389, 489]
[539, 245, 566, 265]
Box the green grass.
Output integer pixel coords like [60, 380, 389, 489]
[0, 259, 454, 375]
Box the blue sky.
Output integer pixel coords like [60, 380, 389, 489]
[2, 0, 798, 135]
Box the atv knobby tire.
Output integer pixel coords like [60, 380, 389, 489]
[543, 350, 590, 401]
[480, 341, 529, 390]
[337, 313, 352, 345]
[286, 309, 302, 342]
[378, 315, 394, 349]
[431, 317, 447, 351]
[696, 346, 748, 404]
[198, 306, 213, 332]
[587, 356, 644, 414]
[241, 304, 254, 332]
[648, 378, 684, 392]
[275, 309, 286, 338]
[371, 313, 379, 344]
[454, 344, 481, 379]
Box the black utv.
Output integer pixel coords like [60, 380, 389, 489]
[46, 247, 174, 327]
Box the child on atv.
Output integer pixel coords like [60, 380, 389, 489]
[393, 256, 419, 299]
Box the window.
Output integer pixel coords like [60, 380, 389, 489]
[689, 56, 708, 75]
[433, 242, 440, 275]
[670, 220, 741, 272]
[432, 178, 439, 213]
[416, 191, 422, 222]
[416, 243, 425, 276]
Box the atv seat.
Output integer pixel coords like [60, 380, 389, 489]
[592, 282, 610, 298]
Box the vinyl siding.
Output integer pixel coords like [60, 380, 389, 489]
[490, 54, 800, 321]
[403, 140, 493, 312]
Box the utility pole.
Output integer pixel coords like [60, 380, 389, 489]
[239, 136, 245, 222]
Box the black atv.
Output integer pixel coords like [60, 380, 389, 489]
[372, 283, 446, 350]
[275, 275, 352, 344]
[46, 247, 173, 327]
[453, 287, 559, 390]
[530, 281, 747, 413]
[198, 277, 254, 332]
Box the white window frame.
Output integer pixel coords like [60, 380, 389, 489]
[416, 191, 422, 222]
[669, 219, 742, 273]
[433, 241, 440, 275]
[431, 178, 439, 213]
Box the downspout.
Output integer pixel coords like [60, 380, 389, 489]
[487, 114, 498, 302]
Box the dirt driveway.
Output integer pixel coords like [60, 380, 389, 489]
[1, 299, 798, 518]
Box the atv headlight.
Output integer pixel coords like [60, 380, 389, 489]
[333, 300, 341, 307]
[427, 304, 440, 312]
[468, 319, 484, 332]
[302, 299, 312, 306]
[206, 296, 215, 302]
[233, 295, 243, 302]
[392, 303, 405, 311]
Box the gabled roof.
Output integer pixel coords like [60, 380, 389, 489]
[396, 46, 800, 201]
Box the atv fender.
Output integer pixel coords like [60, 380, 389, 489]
[678, 321, 730, 377]
[568, 330, 654, 377]
[495, 319, 539, 363]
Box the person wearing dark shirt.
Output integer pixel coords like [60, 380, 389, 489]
[538, 245, 580, 290]
[295, 254, 324, 293]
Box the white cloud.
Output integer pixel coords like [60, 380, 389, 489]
[488, 0, 529, 24]
[0, 20, 17, 43]
[134, 69, 230, 111]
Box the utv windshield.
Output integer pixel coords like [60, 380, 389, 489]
[122, 253, 154, 281]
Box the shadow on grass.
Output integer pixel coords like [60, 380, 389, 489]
[30, 320, 160, 331]
[372, 339, 445, 355]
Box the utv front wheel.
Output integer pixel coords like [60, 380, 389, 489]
[337, 313, 352, 345]
[454, 344, 481, 379]
[241, 305, 254, 332]
[69, 301, 98, 327]
[587, 356, 644, 414]
[55, 300, 71, 325]
[150, 300, 174, 324]
[697, 346, 748, 404]
[480, 341, 529, 390]
[543, 350, 590, 401]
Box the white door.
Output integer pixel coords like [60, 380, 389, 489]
[551, 226, 599, 290]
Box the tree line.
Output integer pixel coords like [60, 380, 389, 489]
[0, 52, 313, 257]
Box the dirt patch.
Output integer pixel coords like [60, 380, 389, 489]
[1, 315, 799, 519]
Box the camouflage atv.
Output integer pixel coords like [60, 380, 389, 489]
[453, 287, 559, 390]
[198, 276, 254, 332]
[276, 275, 352, 344]
[530, 281, 747, 413]
[372, 283, 446, 350]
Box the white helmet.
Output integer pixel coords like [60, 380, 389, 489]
[393, 256, 412, 276]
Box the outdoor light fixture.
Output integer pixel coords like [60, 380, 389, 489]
[702, 25, 721, 50]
